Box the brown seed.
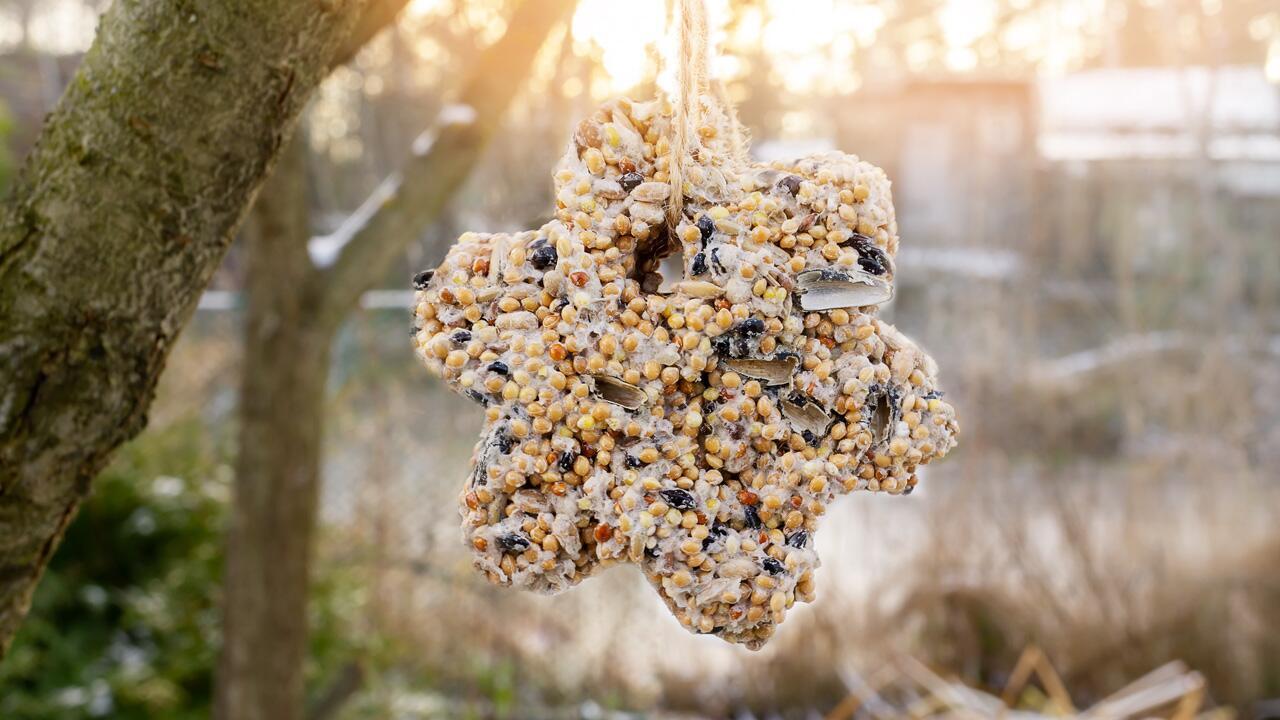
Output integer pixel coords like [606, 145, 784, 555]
[575, 119, 602, 148]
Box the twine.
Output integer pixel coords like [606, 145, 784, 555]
[668, 0, 709, 229]
[667, 0, 750, 230]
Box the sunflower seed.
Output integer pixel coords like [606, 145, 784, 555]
[723, 355, 800, 386]
[795, 268, 893, 310]
[781, 396, 832, 438]
[591, 375, 647, 409]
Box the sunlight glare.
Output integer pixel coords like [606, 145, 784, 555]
[572, 0, 667, 91]
[938, 0, 998, 53]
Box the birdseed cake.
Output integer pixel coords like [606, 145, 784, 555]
[411, 94, 959, 649]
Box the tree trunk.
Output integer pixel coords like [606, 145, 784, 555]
[0, 0, 367, 656]
[215, 136, 332, 720]
[214, 2, 575, 716]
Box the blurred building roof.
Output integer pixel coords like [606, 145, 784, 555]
[1038, 66, 1280, 162]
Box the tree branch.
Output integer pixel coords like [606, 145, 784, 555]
[335, 0, 413, 70]
[314, 0, 577, 332]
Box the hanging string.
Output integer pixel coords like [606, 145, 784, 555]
[713, 78, 750, 167]
[668, 0, 709, 229]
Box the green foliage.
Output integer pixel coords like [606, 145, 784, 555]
[0, 420, 376, 719]
[0, 421, 225, 719]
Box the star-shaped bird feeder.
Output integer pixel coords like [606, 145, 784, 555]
[412, 94, 958, 648]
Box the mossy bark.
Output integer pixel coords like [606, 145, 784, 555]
[0, 0, 368, 656]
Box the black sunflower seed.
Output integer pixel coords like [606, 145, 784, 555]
[529, 244, 558, 270]
[620, 172, 643, 192]
[777, 175, 802, 196]
[691, 251, 708, 276]
[697, 214, 715, 242]
[412, 269, 435, 290]
[496, 533, 530, 552]
[786, 530, 808, 548]
[762, 557, 785, 574]
[494, 431, 515, 454]
[558, 450, 576, 473]
[660, 488, 697, 511]
[850, 234, 890, 276]
[702, 521, 729, 549]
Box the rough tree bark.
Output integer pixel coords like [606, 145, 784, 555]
[215, 2, 575, 718]
[0, 0, 373, 657]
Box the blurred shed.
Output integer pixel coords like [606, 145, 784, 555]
[837, 79, 1037, 253]
[1035, 66, 1280, 296]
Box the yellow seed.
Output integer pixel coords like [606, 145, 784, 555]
[584, 147, 605, 175]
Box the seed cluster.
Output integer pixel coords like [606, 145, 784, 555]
[412, 95, 958, 648]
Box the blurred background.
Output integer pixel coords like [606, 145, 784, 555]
[1, 0, 1278, 717]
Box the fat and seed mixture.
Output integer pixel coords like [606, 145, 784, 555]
[411, 94, 959, 649]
